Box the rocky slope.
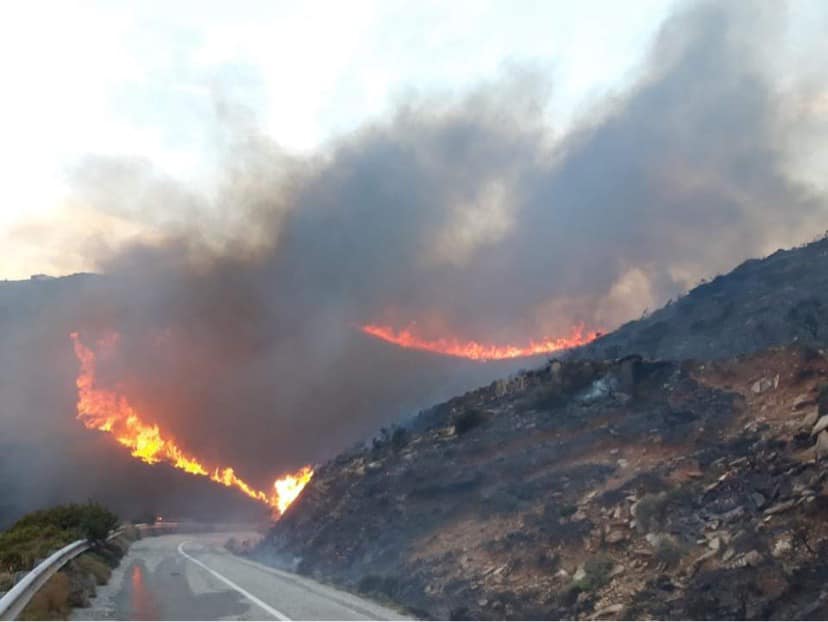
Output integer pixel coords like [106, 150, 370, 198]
[259, 346, 828, 619]
[257, 236, 828, 620]
[574, 236, 828, 361]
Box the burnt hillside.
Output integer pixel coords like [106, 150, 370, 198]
[574, 236, 828, 361]
[258, 236, 828, 620]
[260, 346, 828, 620]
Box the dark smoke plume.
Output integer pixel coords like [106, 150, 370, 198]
[1, 2, 825, 521]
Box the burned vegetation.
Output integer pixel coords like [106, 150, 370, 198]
[254, 237, 828, 620]
[255, 346, 828, 619]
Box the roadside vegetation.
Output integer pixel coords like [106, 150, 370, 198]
[0, 503, 138, 621]
[0, 503, 119, 575]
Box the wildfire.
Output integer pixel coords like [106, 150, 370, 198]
[70, 332, 312, 517]
[273, 466, 315, 514]
[361, 323, 600, 361]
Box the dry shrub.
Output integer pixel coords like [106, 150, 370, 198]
[76, 553, 111, 585]
[121, 524, 141, 541]
[20, 571, 71, 620]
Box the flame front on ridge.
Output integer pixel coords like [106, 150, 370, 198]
[70, 332, 312, 517]
[361, 323, 600, 361]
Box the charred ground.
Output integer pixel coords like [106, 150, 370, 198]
[258, 237, 828, 620]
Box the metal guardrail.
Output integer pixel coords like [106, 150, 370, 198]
[0, 539, 89, 621]
[0, 529, 125, 621]
[0, 523, 251, 620]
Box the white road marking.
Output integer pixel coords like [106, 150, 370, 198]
[177, 541, 291, 621]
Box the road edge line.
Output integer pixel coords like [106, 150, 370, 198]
[226, 554, 402, 620]
[177, 541, 291, 621]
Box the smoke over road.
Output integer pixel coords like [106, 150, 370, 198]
[2, 3, 826, 522]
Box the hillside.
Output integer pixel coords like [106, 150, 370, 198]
[0, 274, 268, 527]
[257, 237, 828, 620]
[574, 236, 828, 361]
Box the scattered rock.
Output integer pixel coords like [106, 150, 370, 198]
[573, 566, 587, 582]
[815, 430, 828, 460]
[764, 499, 797, 516]
[742, 550, 763, 567]
[793, 392, 814, 410]
[605, 530, 627, 545]
[812, 415, 828, 436]
[719, 506, 745, 523]
[609, 564, 625, 578]
[772, 536, 793, 558]
[591, 604, 624, 619]
[750, 492, 766, 509]
[802, 406, 820, 429]
[690, 549, 719, 575]
[752, 378, 773, 394]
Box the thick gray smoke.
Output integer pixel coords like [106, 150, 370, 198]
[2, 2, 826, 522]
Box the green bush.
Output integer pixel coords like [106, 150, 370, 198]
[0, 503, 119, 574]
[78, 504, 119, 542]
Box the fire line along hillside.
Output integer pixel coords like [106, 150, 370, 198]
[257, 234, 828, 620]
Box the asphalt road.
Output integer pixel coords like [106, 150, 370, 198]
[71, 533, 407, 621]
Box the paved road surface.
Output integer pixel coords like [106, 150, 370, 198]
[72, 533, 407, 620]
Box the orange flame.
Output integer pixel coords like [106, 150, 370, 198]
[273, 466, 315, 515]
[361, 323, 600, 361]
[70, 332, 312, 517]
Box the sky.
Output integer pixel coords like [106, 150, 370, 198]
[1, 0, 826, 280]
[0, 0, 680, 279]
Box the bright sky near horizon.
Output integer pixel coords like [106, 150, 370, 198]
[0, 0, 680, 278]
[0, 0, 824, 279]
